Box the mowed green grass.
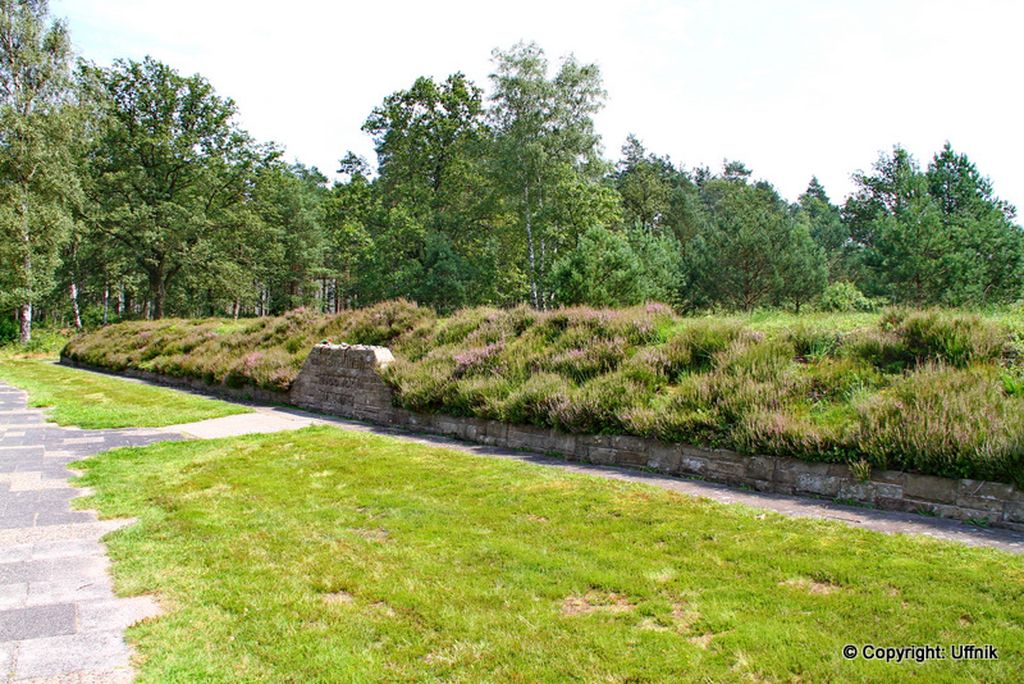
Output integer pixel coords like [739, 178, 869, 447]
[74, 426, 1024, 683]
[0, 358, 249, 428]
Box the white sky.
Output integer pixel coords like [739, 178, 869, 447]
[52, 0, 1024, 210]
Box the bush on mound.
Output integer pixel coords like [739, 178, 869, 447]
[63, 303, 1024, 485]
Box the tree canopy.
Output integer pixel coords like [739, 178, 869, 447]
[2, 3, 1022, 340]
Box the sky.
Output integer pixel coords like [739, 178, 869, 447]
[52, 0, 1024, 209]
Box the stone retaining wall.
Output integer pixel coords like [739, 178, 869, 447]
[62, 343, 1024, 531]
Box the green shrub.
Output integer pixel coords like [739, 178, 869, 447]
[0, 317, 18, 344]
[856, 365, 1024, 485]
[663, 320, 747, 376]
[817, 281, 878, 312]
[893, 310, 1007, 367]
[63, 302, 1024, 484]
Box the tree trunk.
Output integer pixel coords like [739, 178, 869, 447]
[148, 266, 166, 319]
[69, 282, 82, 330]
[18, 302, 32, 345]
[524, 186, 538, 308]
[102, 284, 109, 325]
[18, 198, 32, 344]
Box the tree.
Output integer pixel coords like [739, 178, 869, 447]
[0, 0, 76, 342]
[83, 57, 271, 318]
[550, 225, 682, 307]
[925, 142, 1023, 303]
[615, 135, 674, 233]
[488, 42, 609, 308]
[684, 166, 826, 310]
[843, 145, 1023, 305]
[797, 176, 847, 280]
[363, 73, 485, 227]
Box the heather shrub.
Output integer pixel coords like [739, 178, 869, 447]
[663, 320, 748, 376]
[63, 302, 1024, 484]
[499, 373, 568, 427]
[383, 354, 456, 412]
[322, 299, 435, 346]
[856, 365, 1024, 484]
[841, 328, 910, 372]
[550, 372, 644, 434]
[619, 348, 671, 388]
[890, 310, 1007, 367]
[804, 357, 886, 403]
[786, 325, 841, 360]
[734, 408, 849, 462]
[545, 337, 627, 382]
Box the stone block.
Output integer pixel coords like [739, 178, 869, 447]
[903, 474, 958, 504]
[1003, 500, 1024, 524]
[773, 459, 830, 486]
[956, 480, 1015, 514]
[586, 447, 618, 465]
[507, 425, 551, 452]
[610, 434, 648, 453]
[870, 469, 906, 486]
[745, 455, 776, 481]
[613, 449, 648, 467]
[836, 481, 875, 502]
[677, 449, 709, 477]
[795, 474, 842, 498]
[647, 444, 681, 474]
[703, 450, 748, 481]
[548, 431, 576, 456]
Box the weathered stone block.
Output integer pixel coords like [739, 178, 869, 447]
[774, 459, 830, 486]
[610, 434, 647, 453]
[677, 447, 709, 477]
[586, 447, 618, 465]
[647, 444, 681, 473]
[548, 431, 576, 456]
[870, 469, 906, 486]
[614, 449, 648, 467]
[703, 450, 748, 481]
[795, 474, 842, 498]
[746, 455, 776, 481]
[956, 480, 1015, 513]
[1002, 501, 1024, 524]
[508, 425, 551, 452]
[903, 474, 958, 504]
[837, 481, 875, 502]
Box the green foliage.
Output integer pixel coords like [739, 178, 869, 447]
[857, 365, 1024, 486]
[683, 171, 827, 311]
[817, 281, 877, 312]
[844, 145, 1024, 306]
[0, 0, 77, 343]
[549, 226, 681, 307]
[68, 302, 1024, 483]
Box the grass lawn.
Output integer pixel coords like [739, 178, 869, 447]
[74, 426, 1023, 682]
[0, 358, 249, 428]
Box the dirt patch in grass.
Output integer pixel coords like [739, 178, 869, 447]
[322, 590, 355, 605]
[781, 577, 841, 595]
[561, 591, 635, 616]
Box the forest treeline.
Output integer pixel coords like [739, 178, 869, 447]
[2, 0, 1023, 343]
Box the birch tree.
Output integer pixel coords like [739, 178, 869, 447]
[488, 42, 606, 308]
[0, 0, 76, 342]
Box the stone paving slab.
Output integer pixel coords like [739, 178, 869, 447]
[0, 385, 182, 682]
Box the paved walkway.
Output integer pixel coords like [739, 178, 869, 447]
[0, 386, 176, 683]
